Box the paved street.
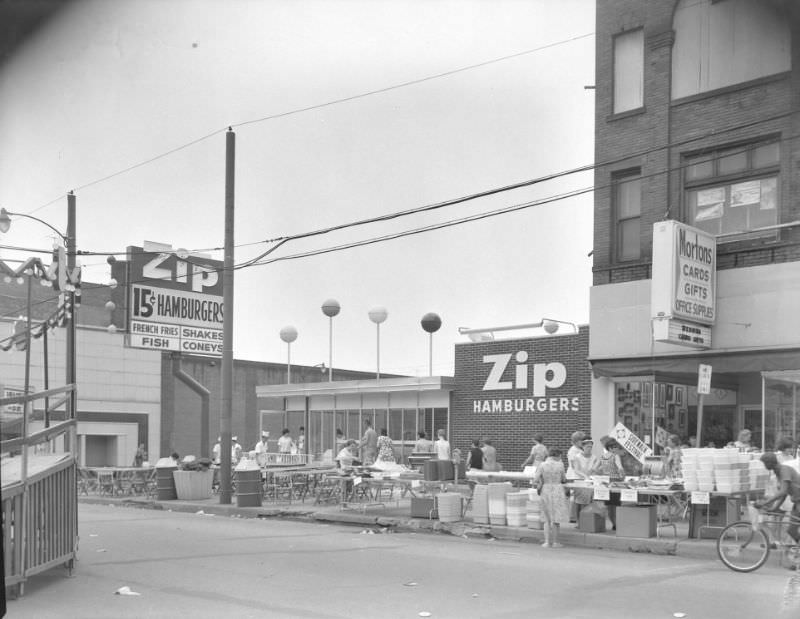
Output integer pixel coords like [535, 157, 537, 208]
[5, 503, 798, 618]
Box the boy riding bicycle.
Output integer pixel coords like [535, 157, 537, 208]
[754, 452, 800, 553]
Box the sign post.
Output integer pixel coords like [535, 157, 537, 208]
[697, 364, 712, 447]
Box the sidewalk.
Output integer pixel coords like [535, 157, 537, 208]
[78, 493, 721, 562]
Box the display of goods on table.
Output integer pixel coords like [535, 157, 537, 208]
[681, 448, 767, 493]
[488, 482, 513, 525]
[436, 493, 463, 523]
[526, 491, 543, 530]
[506, 491, 528, 527]
[472, 484, 489, 524]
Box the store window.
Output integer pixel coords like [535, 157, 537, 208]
[671, 0, 790, 99]
[615, 381, 691, 449]
[685, 140, 780, 241]
[613, 28, 643, 113]
[614, 170, 641, 262]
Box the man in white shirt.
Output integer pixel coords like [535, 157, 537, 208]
[212, 436, 221, 465]
[277, 429, 295, 454]
[254, 431, 269, 454]
[231, 436, 243, 464]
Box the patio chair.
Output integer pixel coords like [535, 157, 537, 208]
[116, 470, 137, 495]
[96, 470, 117, 496]
[77, 467, 97, 495]
[313, 474, 343, 505]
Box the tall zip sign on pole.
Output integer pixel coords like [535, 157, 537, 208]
[219, 129, 235, 504]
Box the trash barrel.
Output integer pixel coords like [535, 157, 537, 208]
[423, 459, 440, 481]
[155, 463, 178, 500]
[235, 468, 263, 507]
[437, 459, 454, 481]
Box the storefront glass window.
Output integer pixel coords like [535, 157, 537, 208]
[347, 410, 360, 441]
[389, 408, 403, 440]
[763, 375, 800, 451]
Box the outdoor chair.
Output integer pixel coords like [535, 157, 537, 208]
[77, 467, 97, 495]
[96, 470, 117, 496]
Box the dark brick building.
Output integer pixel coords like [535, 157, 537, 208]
[590, 0, 800, 450]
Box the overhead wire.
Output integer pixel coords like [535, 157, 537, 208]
[21, 32, 595, 217]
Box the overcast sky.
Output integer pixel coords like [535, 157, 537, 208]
[0, 0, 596, 376]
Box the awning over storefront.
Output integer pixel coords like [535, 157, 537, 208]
[589, 348, 800, 387]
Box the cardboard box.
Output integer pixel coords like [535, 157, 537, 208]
[616, 505, 656, 538]
[578, 509, 606, 533]
[411, 497, 438, 519]
[689, 496, 745, 539]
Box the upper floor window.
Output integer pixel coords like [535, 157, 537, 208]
[672, 0, 791, 99]
[685, 140, 780, 241]
[614, 170, 641, 261]
[614, 29, 644, 113]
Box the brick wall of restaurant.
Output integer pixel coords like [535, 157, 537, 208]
[592, 0, 800, 287]
[451, 326, 591, 470]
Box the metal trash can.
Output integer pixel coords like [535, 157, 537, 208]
[423, 459, 440, 481]
[235, 461, 263, 507]
[155, 459, 178, 500]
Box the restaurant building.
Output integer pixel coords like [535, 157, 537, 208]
[590, 0, 800, 450]
[0, 245, 375, 467]
[256, 322, 595, 467]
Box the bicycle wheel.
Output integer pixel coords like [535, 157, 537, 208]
[717, 522, 770, 573]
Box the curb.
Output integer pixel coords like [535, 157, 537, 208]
[78, 496, 717, 561]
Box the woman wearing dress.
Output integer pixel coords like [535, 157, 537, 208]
[591, 436, 626, 531]
[376, 428, 396, 463]
[565, 430, 586, 522]
[533, 448, 570, 548]
[572, 438, 597, 523]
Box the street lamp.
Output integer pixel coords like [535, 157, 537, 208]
[0, 197, 78, 444]
[321, 299, 340, 382]
[420, 312, 442, 376]
[279, 326, 298, 384]
[368, 306, 388, 380]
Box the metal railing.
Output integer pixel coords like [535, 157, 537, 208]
[1, 385, 78, 597]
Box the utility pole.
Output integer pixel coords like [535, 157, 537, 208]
[219, 129, 235, 504]
[66, 192, 77, 450]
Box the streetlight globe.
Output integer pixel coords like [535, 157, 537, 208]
[105, 300, 116, 311]
[108, 278, 118, 289]
[0, 208, 11, 234]
[107, 324, 117, 334]
[543, 320, 559, 334]
[368, 306, 388, 324]
[279, 325, 298, 343]
[421, 312, 442, 333]
[321, 299, 340, 318]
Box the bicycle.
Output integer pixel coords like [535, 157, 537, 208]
[717, 503, 800, 573]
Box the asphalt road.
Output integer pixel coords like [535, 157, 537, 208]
[5, 503, 799, 619]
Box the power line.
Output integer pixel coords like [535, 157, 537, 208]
[231, 33, 595, 130]
[22, 33, 595, 217]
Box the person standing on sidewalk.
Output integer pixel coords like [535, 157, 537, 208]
[533, 448, 569, 548]
[521, 434, 548, 469]
[565, 430, 586, 522]
[360, 420, 378, 465]
[434, 429, 451, 461]
[277, 429, 295, 454]
[466, 439, 483, 470]
[482, 438, 499, 471]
